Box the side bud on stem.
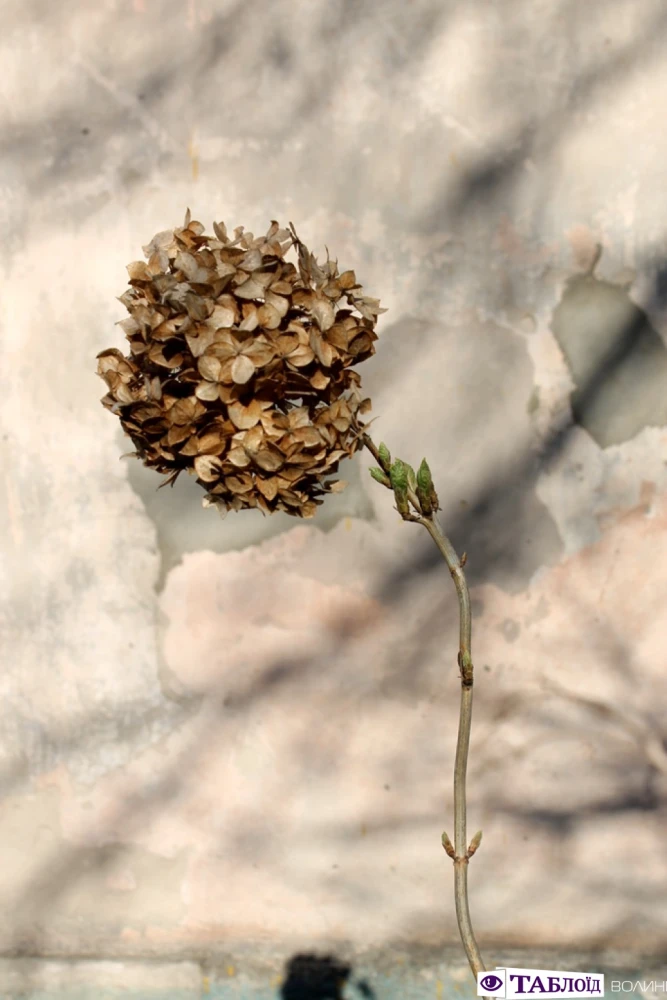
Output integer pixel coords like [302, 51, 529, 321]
[416, 458, 434, 516]
[377, 442, 392, 472]
[441, 830, 456, 859]
[369, 467, 391, 488]
[467, 830, 483, 858]
[389, 459, 410, 517]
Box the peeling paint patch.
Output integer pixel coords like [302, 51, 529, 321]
[552, 271, 667, 447]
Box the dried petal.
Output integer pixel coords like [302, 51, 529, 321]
[227, 447, 252, 468]
[237, 249, 263, 272]
[257, 302, 281, 330]
[309, 330, 334, 368]
[327, 480, 348, 493]
[309, 370, 330, 390]
[338, 270, 357, 289]
[251, 444, 282, 471]
[238, 304, 259, 332]
[206, 300, 237, 329]
[194, 455, 223, 481]
[186, 327, 218, 358]
[231, 354, 256, 384]
[234, 276, 267, 300]
[228, 400, 264, 429]
[198, 355, 224, 382]
[255, 476, 279, 501]
[195, 381, 222, 402]
[264, 290, 289, 317]
[127, 260, 151, 281]
[213, 220, 228, 242]
[175, 251, 212, 284]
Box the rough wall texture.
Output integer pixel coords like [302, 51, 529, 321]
[2, 0, 667, 983]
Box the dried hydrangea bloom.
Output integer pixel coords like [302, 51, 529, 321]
[97, 212, 386, 518]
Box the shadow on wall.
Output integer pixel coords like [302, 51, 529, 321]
[280, 953, 377, 1000]
[120, 423, 376, 593]
[2, 0, 454, 227]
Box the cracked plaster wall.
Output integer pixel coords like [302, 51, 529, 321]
[2, 0, 667, 975]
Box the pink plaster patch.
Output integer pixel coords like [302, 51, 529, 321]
[50, 494, 667, 951]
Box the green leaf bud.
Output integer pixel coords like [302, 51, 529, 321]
[416, 458, 434, 515]
[390, 459, 410, 516]
[369, 466, 391, 487]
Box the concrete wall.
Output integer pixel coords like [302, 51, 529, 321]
[2, 0, 667, 989]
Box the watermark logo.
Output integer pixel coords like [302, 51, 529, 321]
[610, 981, 667, 993]
[477, 967, 604, 998]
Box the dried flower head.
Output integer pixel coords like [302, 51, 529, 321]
[97, 211, 386, 518]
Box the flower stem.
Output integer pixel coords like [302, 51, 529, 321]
[420, 516, 485, 979]
[362, 434, 486, 982]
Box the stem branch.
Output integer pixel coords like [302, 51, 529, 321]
[363, 434, 486, 982]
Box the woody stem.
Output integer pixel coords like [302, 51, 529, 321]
[362, 433, 486, 982]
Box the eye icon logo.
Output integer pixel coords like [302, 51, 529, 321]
[481, 975, 502, 991]
[477, 971, 506, 996]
